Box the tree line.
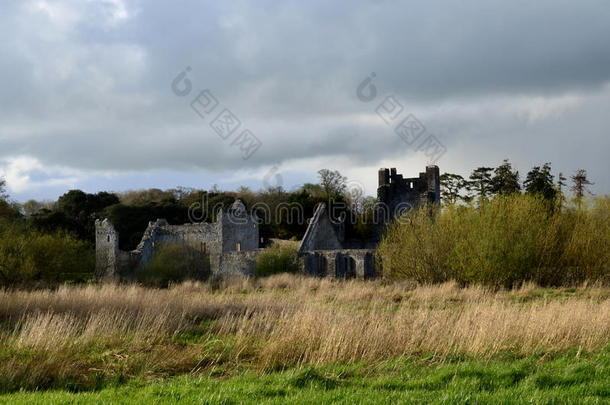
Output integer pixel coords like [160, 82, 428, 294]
[0, 163, 603, 287]
[440, 160, 594, 210]
[0, 162, 598, 253]
[0, 169, 368, 253]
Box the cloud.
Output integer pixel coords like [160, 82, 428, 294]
[0, 0, 609, 200]
[0, 155, 82, 194]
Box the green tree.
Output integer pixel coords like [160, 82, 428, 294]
[524, 163, 556, 203]
[491, 159, 521, 196]
[29, 210, 80, 237]
[0, 177, 7, 201]
[91, 192, 120, 211]
[317, 169, 346, 199]
[22, 200, 44, 217]
[55, 190, 120, 241]
[440, 173, 467, 205]
[57, 190, 89, 219]
[118, 188, 175, 205]
[352, 196, 377, 243]
[0, 223, 94, 286]
[236, 186, 256, 207]
[468, 167, 494, 201]
[0, 177, 19, 219]
[255, 244, 300, 277]
[302, 183, 324, 198]
[103, 200, 191, 251]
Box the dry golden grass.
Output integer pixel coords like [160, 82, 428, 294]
[0, 275, 609, 391]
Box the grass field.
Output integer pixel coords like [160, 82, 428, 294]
[1, 275, 609, 403]
[3, 351, 610, 404]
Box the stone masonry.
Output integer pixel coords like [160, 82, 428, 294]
[95, 200, 261, 279]
[300, 165, 440, 278]
[96, 166, 440, 281]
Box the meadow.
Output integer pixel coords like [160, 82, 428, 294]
[0, 275, 609, 403]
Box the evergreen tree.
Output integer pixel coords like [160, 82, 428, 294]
[491, 159, 521, 196]
[524, 163, 556, 203]
[440, 173, 467, 205]
[468, 167, 494, 201]
[571, 169, 594, 209]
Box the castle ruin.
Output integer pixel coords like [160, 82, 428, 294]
[299, 165, 440, 278]
[95, 200, 260, 279]
[95, 166, 440, 280]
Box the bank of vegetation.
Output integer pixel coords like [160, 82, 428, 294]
[379, 194, 610, 287]
[0, 161, 607, 288]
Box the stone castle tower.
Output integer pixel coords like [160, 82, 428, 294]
[376, 165, 440, 227]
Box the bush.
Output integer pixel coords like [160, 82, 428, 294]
[0, 221, 94, 286]
[378, 195, 610, 287]
[560, 197, 610, 282]
[255, 244, 300, 277]
[138, 243, 211, 287]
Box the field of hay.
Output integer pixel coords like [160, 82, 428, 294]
[0, 275, 609, 402]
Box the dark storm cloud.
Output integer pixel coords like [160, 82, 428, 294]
[0, 0, 609, 195]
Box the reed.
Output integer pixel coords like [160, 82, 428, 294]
[0, 277, 608, 391]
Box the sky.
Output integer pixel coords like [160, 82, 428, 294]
[1, 0, 609, 202]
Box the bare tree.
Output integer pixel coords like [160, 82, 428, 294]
[571, 169, 594, 209]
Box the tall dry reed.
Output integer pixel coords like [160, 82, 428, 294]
[0, 276, 608, 391]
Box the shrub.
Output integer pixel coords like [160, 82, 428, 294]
[0, 221, 94, 286]
[560, 197, 610, 283]
[255, 244, 300, 277]
[378, 195, 610, 287]
[138, 243, 211, 287]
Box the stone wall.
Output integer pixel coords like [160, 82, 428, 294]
[298, 204, 343, 253]
[303, 249, 377, 279]
[220, 210, 259, 253]
[134, 219, 222, 267]
[95, 219, 120, 279]
[298, 166, 440, 280]
[95, 199, 260, 280]
[215, 250, 262, 278]
[377, 165, 440, 226]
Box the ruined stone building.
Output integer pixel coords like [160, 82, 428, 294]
[95, 166, 440, 280]
[376, 165, 441, 225]
[95, 200, 260, 279]
[299, 165, 440, 278]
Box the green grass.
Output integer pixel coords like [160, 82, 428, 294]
[2, 350, 609, 404]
